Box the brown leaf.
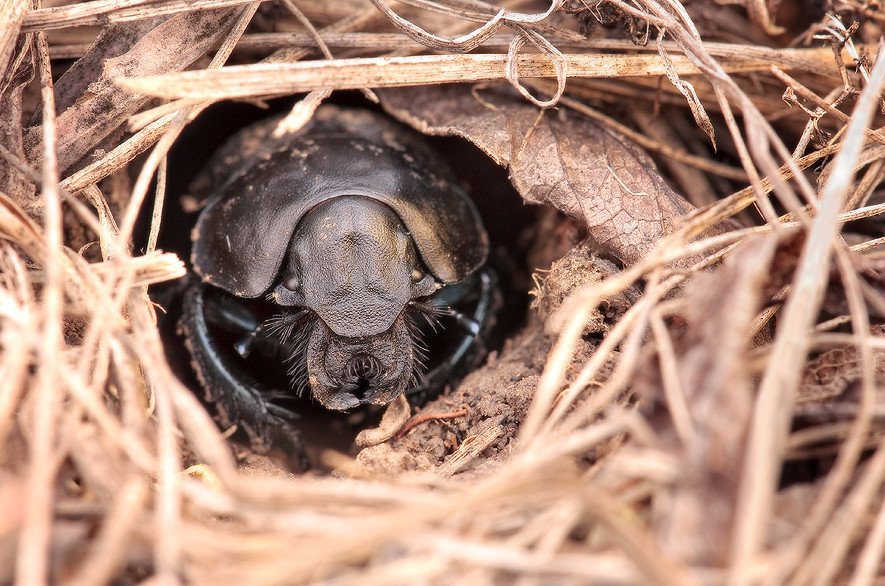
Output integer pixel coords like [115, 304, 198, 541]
[797, 325, 885, 416]
[0, 38, 35, 210]
[51, 18, 168, 117]
[379, 84, 695, 266]
[24, 8, 243, 174]
[0, 0, 28, 82]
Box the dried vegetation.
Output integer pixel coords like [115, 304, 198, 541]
[1, 0, 885, 584]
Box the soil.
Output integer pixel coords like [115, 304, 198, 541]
[352, 243, 636, 477]
[228, 236, 634, 479]
[356, 321, 558, 475]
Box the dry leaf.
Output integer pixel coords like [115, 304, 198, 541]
[0, 38, 35, 209]
[0, 0, 28, 81]
[379, 84, 696, 266]
[51, 18, 167, 117]
[798, 325, 885, 409]
[25, 9, 243, 174]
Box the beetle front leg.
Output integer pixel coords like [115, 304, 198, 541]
[179, 280, 309, 469]
[409, 266, 501, 402]
[437, 268, 498, 371]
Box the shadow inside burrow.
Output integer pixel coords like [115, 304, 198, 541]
[142, 92, 546, 470]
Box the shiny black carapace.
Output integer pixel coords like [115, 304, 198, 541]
[179, 106, 498, 454]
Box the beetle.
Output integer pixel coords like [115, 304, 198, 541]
[178, 106, 499, 457]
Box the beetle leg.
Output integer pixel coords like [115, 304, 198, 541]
[440, 268, 497, 366]
[234, 326, 272, 359]
[199, 287, 268, 359]
[408, 266, 500, 402]
[179, 281, 308, 469]
[441, 307, 480, 336]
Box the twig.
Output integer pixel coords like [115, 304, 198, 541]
[728, 42, 885, 586]
[0, 0, 28, 76]
[396, 407, 468, 439]
[17, 29, 64, 586]
[849, 457, 885, 586]
[115, 46, 847, 100]
[355, 395, 411, 447]
[771, 66, 885, 147]
[21, 0, 267, 32]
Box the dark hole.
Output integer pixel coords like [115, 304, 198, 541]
[351, 377, 373, 402]
[150, 92, 541, 467]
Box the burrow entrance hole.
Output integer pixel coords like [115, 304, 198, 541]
[148, 94, 582, 470]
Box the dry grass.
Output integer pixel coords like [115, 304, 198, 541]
[1, 0, 885, 584]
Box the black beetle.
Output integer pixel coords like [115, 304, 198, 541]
[179, 106, 499, 455]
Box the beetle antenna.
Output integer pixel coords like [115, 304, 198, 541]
[408, 370, 421, 391]
[424, 312, 443, 334]
[409, 299, 448, 315]
[406, 316, 430, 359]
[408, 300, 450, 333]
[264, 309, 308, 345]
[404, 310, 429, 377]
[262, 310, 315, 399]
[285, 317, 315, 398]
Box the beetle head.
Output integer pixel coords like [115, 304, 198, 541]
[270, 196, 436, 410]
[303, 316, 414, 409]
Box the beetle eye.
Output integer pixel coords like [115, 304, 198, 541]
[410, 268, 424, 282]
[283, 275, 300, 291]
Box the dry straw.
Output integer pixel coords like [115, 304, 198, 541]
[1, 0, 885, 584]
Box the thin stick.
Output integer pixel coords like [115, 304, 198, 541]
[145, 156, 166, 254]
[771, 66, 885, 147]
[779, 245, 879, 586]
[21, 0, 266, 32]
[849, 454, 885, 586]
[48, 33, 875, 61]
[396, 408, 469, 439]
[728, 43, 885, 586]
[17, 29, 63, 586]
[153, 360, 183, 583]
[650, 309, 694, 445]
[115, 46, 846, 100]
